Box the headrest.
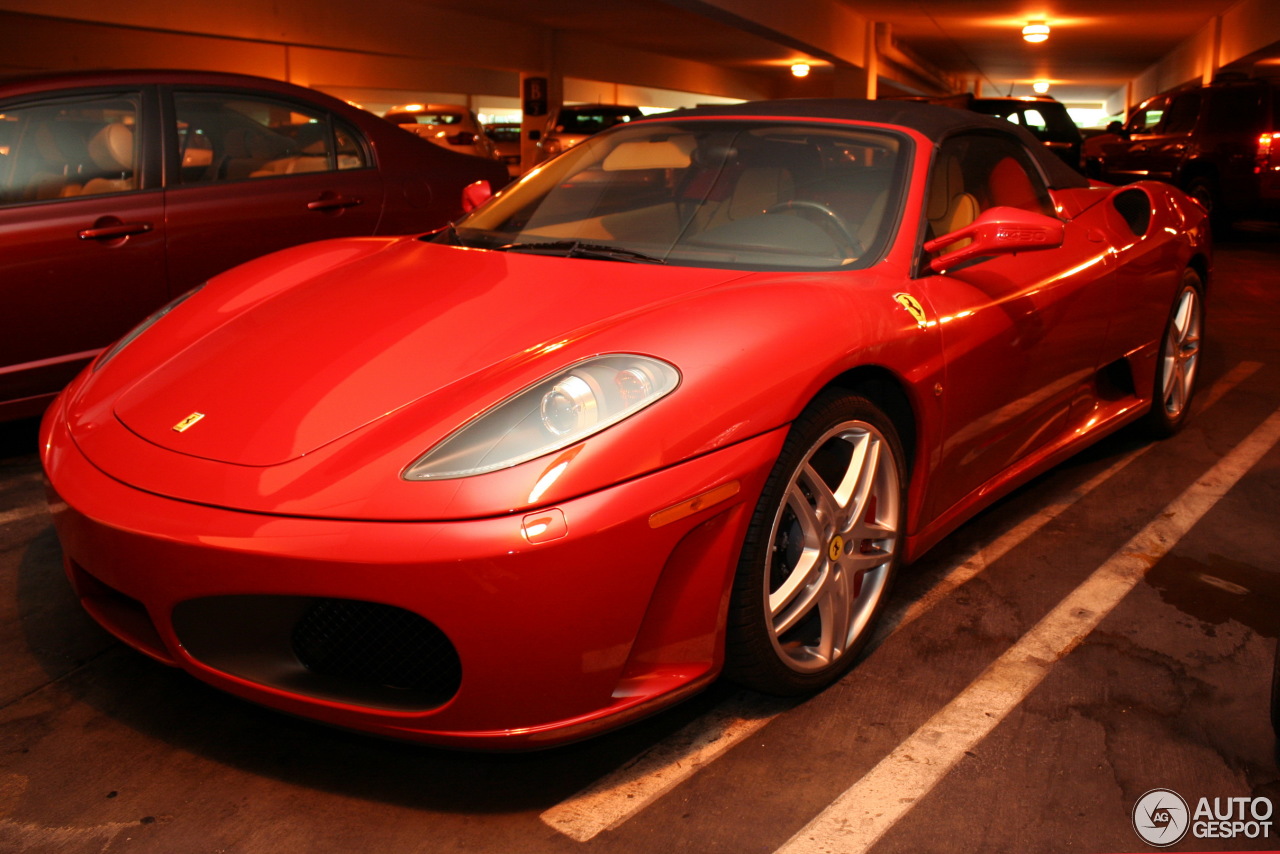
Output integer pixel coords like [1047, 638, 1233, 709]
[88, 123, 134, 172]
[988, 157, 1038, 210]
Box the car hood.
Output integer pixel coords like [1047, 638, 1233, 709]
[113, 239, 748, 467]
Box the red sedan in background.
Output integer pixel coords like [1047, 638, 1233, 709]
[0, 69, 508, 421]
[41, 100, 1208, 749]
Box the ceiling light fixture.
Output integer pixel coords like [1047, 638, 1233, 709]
[791, 63, 811, 78]
[1022, 21, 1050, 43]
[1033, 80, 1050, 94]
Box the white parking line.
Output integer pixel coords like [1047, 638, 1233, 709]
[540, 363, 1262, 842]
[775, 404, 1280, 854]
[0, 506, 47, 526]
[542, 692, 790, 841]
[879, 360, 1261, 639]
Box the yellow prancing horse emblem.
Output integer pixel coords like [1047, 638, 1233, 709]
[893, 293, 928, 326]
[172, 412, 206, 433]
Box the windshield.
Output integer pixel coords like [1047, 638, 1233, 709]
[447, 120, 907, 271]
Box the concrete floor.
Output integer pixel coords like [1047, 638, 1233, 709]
[2, 225, 1279, 854]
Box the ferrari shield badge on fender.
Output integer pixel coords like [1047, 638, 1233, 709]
[893, 293, 928, 326]
[172, 412, 206, 433]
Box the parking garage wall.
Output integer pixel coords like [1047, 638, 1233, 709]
[1111, 0, 1280, 114]
[0, 4, 775, 107]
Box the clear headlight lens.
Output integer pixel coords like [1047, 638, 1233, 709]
[94, 285, 205, 370]
[403, 354, 680, 481]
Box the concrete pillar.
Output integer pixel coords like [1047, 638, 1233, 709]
[520, 31, 565, 171]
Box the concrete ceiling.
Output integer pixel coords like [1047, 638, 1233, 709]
[423, 0, 1272, 104]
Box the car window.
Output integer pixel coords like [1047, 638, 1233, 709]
[926, 133, 1055, 248]
[1017, 109, 1049, 133]
[1126, 96, 1169, 133]
[1203, 86, 1267, 134]
[556, 109, 640, 135]
[0, 92, 141, 206]
[172, 91, 368, 184]
[1159, 91, 1202, 134]
[386, 111, 464, 126]
[486, 125, 520, 143]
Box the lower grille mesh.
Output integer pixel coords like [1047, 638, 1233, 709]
[292, 599, 462, 704]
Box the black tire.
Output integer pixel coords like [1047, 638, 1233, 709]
[724, 390, 905, 695]
[1145, 268, 1204, 437]
[1185, 175, 1230, 232]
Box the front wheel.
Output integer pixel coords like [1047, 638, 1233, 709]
[724, 391, 905, 695]
[1145, 269, 1204, 437]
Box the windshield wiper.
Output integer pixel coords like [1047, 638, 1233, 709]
[495, 240, 666, 264]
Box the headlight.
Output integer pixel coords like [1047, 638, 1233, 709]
[95, 285, 205, 370]
[403, 354, 680, 481]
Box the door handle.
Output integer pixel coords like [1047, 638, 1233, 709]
[78, 221, 153, 240]
[307, 195, 363, 211]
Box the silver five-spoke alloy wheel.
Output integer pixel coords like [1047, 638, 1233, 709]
[727, 391, 905, 695]
[1158, 281, 1202, 421]
[765, 419, 899, 672]
[1147, 269, 1204, 437]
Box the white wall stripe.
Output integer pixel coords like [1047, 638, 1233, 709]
[542, 693, 789, 841]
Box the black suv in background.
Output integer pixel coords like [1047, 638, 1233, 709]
[925, 93, 1084, 170]
[1082, 74, 1280, 223]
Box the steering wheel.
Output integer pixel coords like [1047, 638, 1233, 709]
[766, 199, 863, 257]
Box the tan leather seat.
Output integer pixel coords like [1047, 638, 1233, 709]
[926, 154, 978, 250]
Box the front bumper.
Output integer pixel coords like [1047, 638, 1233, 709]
[41, 403, 783, 749]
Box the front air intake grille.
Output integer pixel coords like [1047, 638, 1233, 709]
[291, 599, 462, 704]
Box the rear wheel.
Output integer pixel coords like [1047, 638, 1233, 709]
[725, 391, 904, 695]
[1185, 175, 1230, 231]
[1185, 175, 1217, 215]
[1145, 269, 1204, 437]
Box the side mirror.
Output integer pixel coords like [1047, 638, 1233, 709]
[461, 179, 493, 212]
[1106, 121, 1125, 135]
[924, 206, 1065, 273]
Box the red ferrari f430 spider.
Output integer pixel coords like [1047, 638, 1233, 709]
[41, 99, 1209, 749]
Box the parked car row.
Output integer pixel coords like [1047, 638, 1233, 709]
[535, 102, 647, 161]
[1082, 72, 1280, 224]
[382, 102, 505, 165]
[0, 70, 509, 421]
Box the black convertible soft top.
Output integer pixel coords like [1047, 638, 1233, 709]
[652, 98, 1091, 190]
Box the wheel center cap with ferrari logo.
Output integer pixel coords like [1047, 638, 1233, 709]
[828, 535, 845, 562]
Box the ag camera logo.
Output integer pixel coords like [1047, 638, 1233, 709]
[1132, 789, 1275, 846]
[1132, 789, 1189, 847]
